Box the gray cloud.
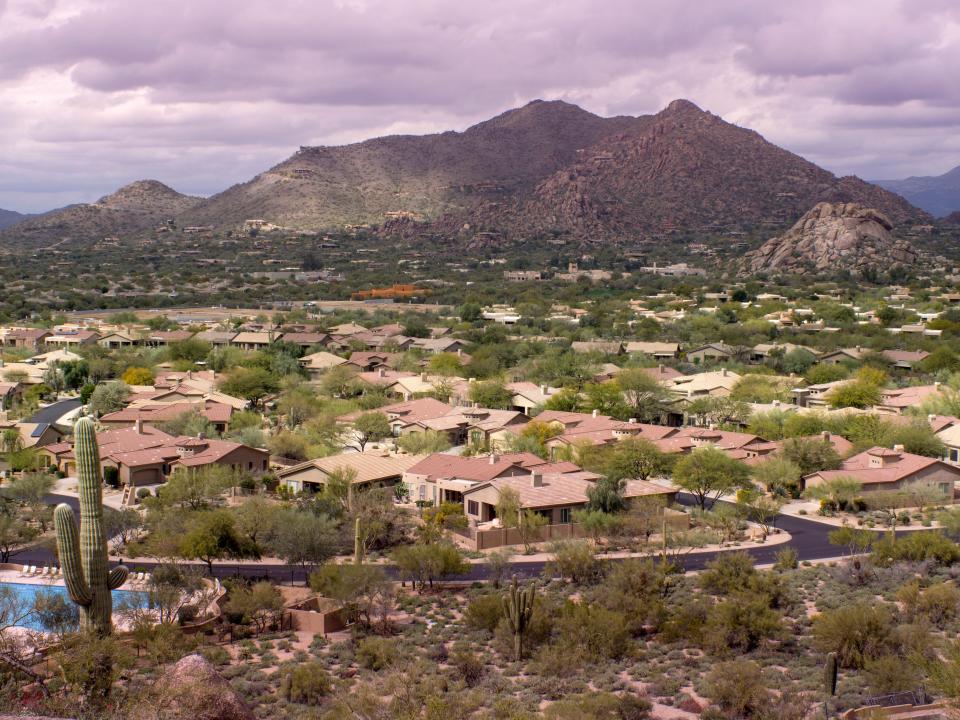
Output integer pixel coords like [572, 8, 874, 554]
[0, 0, 957, 211]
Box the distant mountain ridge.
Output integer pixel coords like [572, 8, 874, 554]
[1, 180, 202, 249]
[0, 208, 32, 230]
[874, 165, 960, 217]
[0, 100, 931, 249]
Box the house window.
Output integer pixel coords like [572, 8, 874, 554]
[467, 500, 479, 516]
[248, 461, 253, 470]
[559, 508, 572, 523]
[951, 448, 959, 463]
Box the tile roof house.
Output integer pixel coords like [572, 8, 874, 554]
[625, 342, 681, 360]
[0, 420, 63, 450]
[669, 369, 741, 398]
[278, 451, 426, 494]
[45, 330, 101, 347]
[346, 352, 403, 371]
[685, 343, 736, 364]
[881, 349, 931, 370]
[299, 351, 348, 380]
[570, 341, 625, 355]
[98, 400, 235, 433]
[280, 332, 332, 350]
[819, 347, 866, 365]
[41, 422, 268, 486]
[231, 331, 275, 351]
[97, 331, 138, 349]
[874, 384, 943, 415]
[194, 330, 238, 346]
[640, 365, 684, 383]
[2, 329, 51, 349]
[403, 452, 551, 506]
[505, 382, 562, 416]
[803, 446, 960, 501]
[0, 381, 23, 411]
[463, 470, 677, 526]
[143, 330, 195, 347]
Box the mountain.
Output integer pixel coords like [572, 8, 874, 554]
[1, 101, 930, 249]
[874, 165, 960, 218]
[182, 100, 640, 231]
[745, 202, 918, 274]
[0, 208, 32, 230]
[0, 180, 202, 249]
[185, 98, 925, 242]
[480, 100, 924, 241]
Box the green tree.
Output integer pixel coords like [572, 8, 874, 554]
[803, 476, 862, 511]
[396, 430, 452, 454]
[468, 380, 513, 410]
[352, 411, 392, 451]
[217, 367, 279, 407]
[780, 437, 842, 474]
[586, 476, 627, 514]
[179, 510, 260, 573]
[616, 368, 670, 422]
[673, 447, 751, 510]
[391, 541, 468, 592]
[88, 381, 130, 416]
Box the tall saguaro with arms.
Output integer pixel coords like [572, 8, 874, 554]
[54, 416, 129, 635]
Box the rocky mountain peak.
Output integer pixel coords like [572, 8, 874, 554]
[746, 201, 917, 274]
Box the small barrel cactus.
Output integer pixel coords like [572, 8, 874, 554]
[54, 416, 129, 635]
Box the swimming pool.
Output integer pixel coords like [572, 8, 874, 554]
[0, 582, 149, 632]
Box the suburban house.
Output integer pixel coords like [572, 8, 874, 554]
[143, 330, 194, 347]
[506, 382, 561, 415]
[412, 405, 530, 449]
[98, 400, 235, 434]
[277, 452, 426, 494]
[874, 384, 942, 415]
[2, 329, 51, 350]
[342, 397, 453, 437]
[402, 452, 551, 506]
[685, 343, 735, 364]
[936, 423, 960, 466]
[299, 351, 348, 381]
[639, 365, 684, 383]
[97, 331, 137, 349]
[819, 347, 865, 365]
[802, 446, 960, 501]
[0, 420, 63, 450]
[380, 372, 471, 403]
[570, 341, 624, 355]
[40, 422, 267, 486]
[194, 330, 238, 346]
[280, 332, 332, 351]
[231, 331, 275, 351]
[462, 472, 678, 526]
[410, 338, 468, 354]
[346, 352, 403, 372]
[669, 369, 741, 398]
[625, 342, 681, 360]
[881, 349, 931, 371]
[44, 330, 101, 348]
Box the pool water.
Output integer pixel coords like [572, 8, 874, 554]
[0, 581, 149, 632]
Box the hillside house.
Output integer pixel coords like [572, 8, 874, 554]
[278, 452, 425, 494]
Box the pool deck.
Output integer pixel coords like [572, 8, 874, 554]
[0, 567, 148, 592]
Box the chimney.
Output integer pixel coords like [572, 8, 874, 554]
[540, 384, 548, 395]
[929, 414, 937, 423]
[469, 377, 476, 383]
[821, 430, 830, 441]
[773, 400, 780, 407]
[658, 364, 664, 372]
[489, 453, 499, 465]
[893, 444, 905, 453]
[856, 345, 861, 353]
[378, 367, 386, 377]
[629, 418, 637, 424]
[708, 422, 716, 430]
[592, 409, 598, 418]
[420, 372, 428, 381]
[457, 348, 462, 357]
[935, 382, 942, 392]
[187, 370, 192, 379]
[531, 473, 543, 488]
[135, 416, 143, 435]
[721, 368, 728, 377]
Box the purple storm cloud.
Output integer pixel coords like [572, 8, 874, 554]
[1, 0, 958, 211]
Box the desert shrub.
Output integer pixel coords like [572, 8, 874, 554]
[703, 660, 771, 719]
[872, 532, 960, 567]
[356, 636, 397, 671]
[464, 593, 503, 635]
[660, 598, 711, 643]
[493, 596, 555, 658]
[588, 558, 667, 634]
[699, 552, 756, 595]
[544, 691, 651, 719]
[702, 597, 783, 654]
[554, 601, 631, 662]
[549, 539, 605, 585]
[450, 649, 485, 687]
[811, 602, 894, 668]
[278, 661, 332, 705]
[864, 654, 922, 695]
[774, 546, 799, 571]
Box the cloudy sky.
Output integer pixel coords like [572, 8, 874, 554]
[1, 0, 959, 212]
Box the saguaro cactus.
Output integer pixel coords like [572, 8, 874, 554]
[824, 651, 838, 696]
[502, 574, 536, 661]
[354, 517, 364, 565]
[54, 417, 129, 635]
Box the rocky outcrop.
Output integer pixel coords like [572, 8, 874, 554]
[131, 654, 254, 720]
[746, 202, 918, 274]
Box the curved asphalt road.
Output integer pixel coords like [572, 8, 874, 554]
[28, 398, 82, 425]
[9, 492, 866, 584]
